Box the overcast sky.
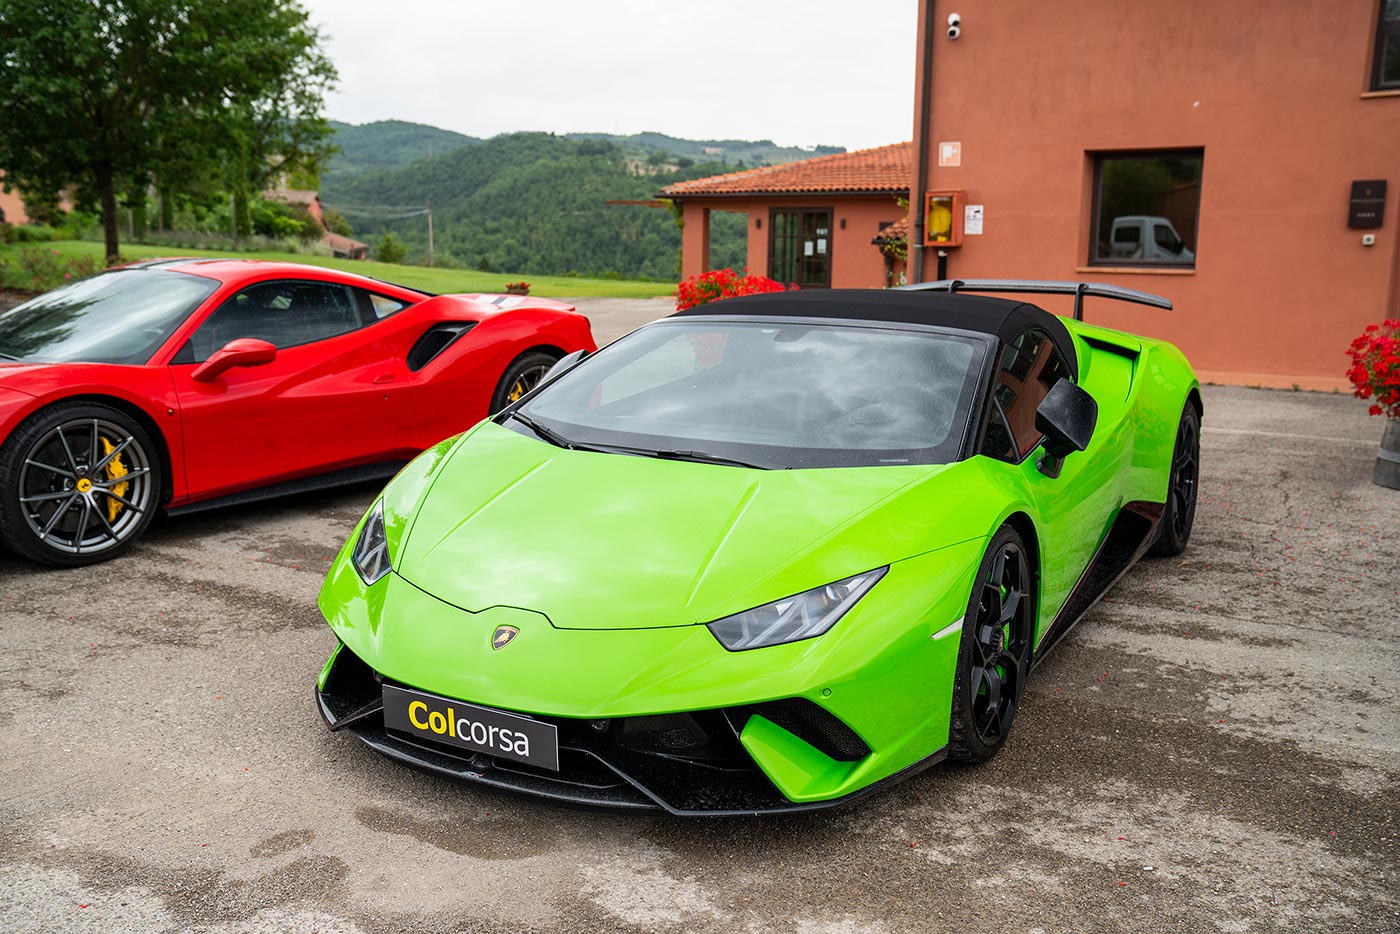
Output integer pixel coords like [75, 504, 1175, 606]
[299, 0, 917, 151]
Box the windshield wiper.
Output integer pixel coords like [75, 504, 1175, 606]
[0, 352, 18, 361]
[649, 449, 774, 470]
[505, 411, 577, 450]
[504, 414, 773, 468]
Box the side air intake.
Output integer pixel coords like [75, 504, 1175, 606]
[407, 322, 477, 371]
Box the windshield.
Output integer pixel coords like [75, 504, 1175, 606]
[512, 318, 987, 469]
[0, 269, 218, 364]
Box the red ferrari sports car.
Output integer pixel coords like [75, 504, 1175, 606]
[0, 258, 596, 566]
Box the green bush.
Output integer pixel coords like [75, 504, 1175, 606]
[376, 232, 407, 264]
[0, 247, 106, 292]
[8, 224, 66, 243]
[250, 199, 322, 241]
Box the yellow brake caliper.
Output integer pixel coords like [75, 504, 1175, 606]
[101, 438, 130, 523]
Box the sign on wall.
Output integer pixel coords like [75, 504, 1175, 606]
[938, 141, 962, 167]
[965, 204, 984, 235]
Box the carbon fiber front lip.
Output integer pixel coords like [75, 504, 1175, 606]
[318, 686, 946, 816]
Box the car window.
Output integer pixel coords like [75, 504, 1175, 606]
[592, 331, 727, 406]
[994, 329, 1073, 459]
[187, 280, 360, 362]
[1113, 225, 1141, 243]
[979, 400, 1018, 463]
[515, 319, 986, 469]
[364, 291, 409, 320]
[1153, 224, 1183, 254]
[0, 269, 217, 365]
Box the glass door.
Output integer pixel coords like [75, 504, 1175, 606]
[769, 208, 832, 288]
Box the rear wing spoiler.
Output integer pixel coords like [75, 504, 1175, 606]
[895, 279, 1172, 321]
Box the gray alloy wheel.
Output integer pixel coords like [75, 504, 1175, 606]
[0, 402, 161, 566]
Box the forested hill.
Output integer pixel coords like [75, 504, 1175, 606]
[326, 120, 480, 179]
[563, 132, 844, 167]
[320, 132, 756, 280]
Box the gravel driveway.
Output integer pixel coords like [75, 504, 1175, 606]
[0, 300, 1396, 932]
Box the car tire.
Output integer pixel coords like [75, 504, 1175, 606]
[0, 401, 162, 567]
[490, 350, 560, 413]
[1150, 402, 1200, 556]
[948, 524, 1036, 763]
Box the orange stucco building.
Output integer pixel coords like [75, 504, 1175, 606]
[909, 0, 1400, 389]
[667, 2, 1399, 388]
[0, 172, 29, 225]
[661, 144, 911, 290]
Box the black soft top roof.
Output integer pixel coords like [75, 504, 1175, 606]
[671, 288, 1078, 378]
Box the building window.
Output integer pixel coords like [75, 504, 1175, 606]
[1089, 150, 1203, 268]
[770, 208, 832, 288]
[1376, 0, 1400, 90]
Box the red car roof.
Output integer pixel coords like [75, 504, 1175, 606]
[124, 258, 429, 295]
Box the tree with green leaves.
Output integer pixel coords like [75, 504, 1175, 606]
[0, 0, 336, 261]
[375, 231, 407, 265]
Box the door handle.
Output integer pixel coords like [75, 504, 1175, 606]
[373, 373, 396, 385]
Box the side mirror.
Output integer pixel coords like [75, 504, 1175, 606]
[1035, 379, 1097, 478]
[538, 349, 589, 388]
[192, 338, 277, 383]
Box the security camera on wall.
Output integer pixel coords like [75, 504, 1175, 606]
[947, 12, 961, 39]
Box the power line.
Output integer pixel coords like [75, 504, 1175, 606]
[321, 199, 430, 220]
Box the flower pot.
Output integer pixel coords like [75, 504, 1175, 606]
[505, 286, 529, 296]
[1377, 418, 1400, 490]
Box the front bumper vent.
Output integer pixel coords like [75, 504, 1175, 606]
[317, 642, 877, 814]
[748, 698, 871, 761]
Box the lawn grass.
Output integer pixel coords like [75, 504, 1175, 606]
[0, 240, 678, 299]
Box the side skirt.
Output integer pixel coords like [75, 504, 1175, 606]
[166, 461, 407, 517]
[1030, 501, 1164, 669]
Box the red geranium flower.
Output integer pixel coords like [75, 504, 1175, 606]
[1346, 319, 1400, 419]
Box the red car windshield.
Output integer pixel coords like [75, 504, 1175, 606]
[0, 268, 218, 365]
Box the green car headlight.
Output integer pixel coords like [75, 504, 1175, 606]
[706, 567, 888, 651]
[352, 500, 391, 585]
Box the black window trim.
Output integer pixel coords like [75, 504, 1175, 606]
[354, 286, 412, 324]
[176, 277, 367, 364]
[1375, 0, 1400, 90]
[974, 327, 1076, 467]
[1087, 148, 1204, 269]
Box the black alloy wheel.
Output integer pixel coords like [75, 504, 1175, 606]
[1151, 403, 1200, 556]
[0, 402, 162, 566]
[490, 350, 560, 413]
[948, 525, 1036, 762]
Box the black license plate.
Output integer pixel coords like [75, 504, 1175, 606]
[382, 685, 560, 772]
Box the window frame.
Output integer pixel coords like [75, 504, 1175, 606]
[1375, 0, 1400, 90]
[356, 287, 411, 321]
[178, 278, 366, 364]
[768, 206, 835, 288]
[975, 327, 1076, 466]
[1087, 148, 1204, 269]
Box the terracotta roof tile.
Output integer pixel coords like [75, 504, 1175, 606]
[265, 188, 320, 205]
[660, 142, 911, 197]
[872, 215, 910, 243]
[323, 232, 368, 252]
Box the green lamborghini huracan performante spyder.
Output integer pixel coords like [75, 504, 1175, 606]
[315, 280, 1201, 815]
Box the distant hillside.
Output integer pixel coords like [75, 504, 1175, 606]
[566, 131, 844, 167]
[320, 133, 748, 280]
[326, 120, 480, 180]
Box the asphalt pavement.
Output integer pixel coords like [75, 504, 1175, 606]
[0, 297, 1397, 932]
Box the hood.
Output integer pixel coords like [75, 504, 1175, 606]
[395, 422, 953, 630]
[0, 362, 50, 393]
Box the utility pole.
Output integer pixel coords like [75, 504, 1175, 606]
[426, 199, 434, 268]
